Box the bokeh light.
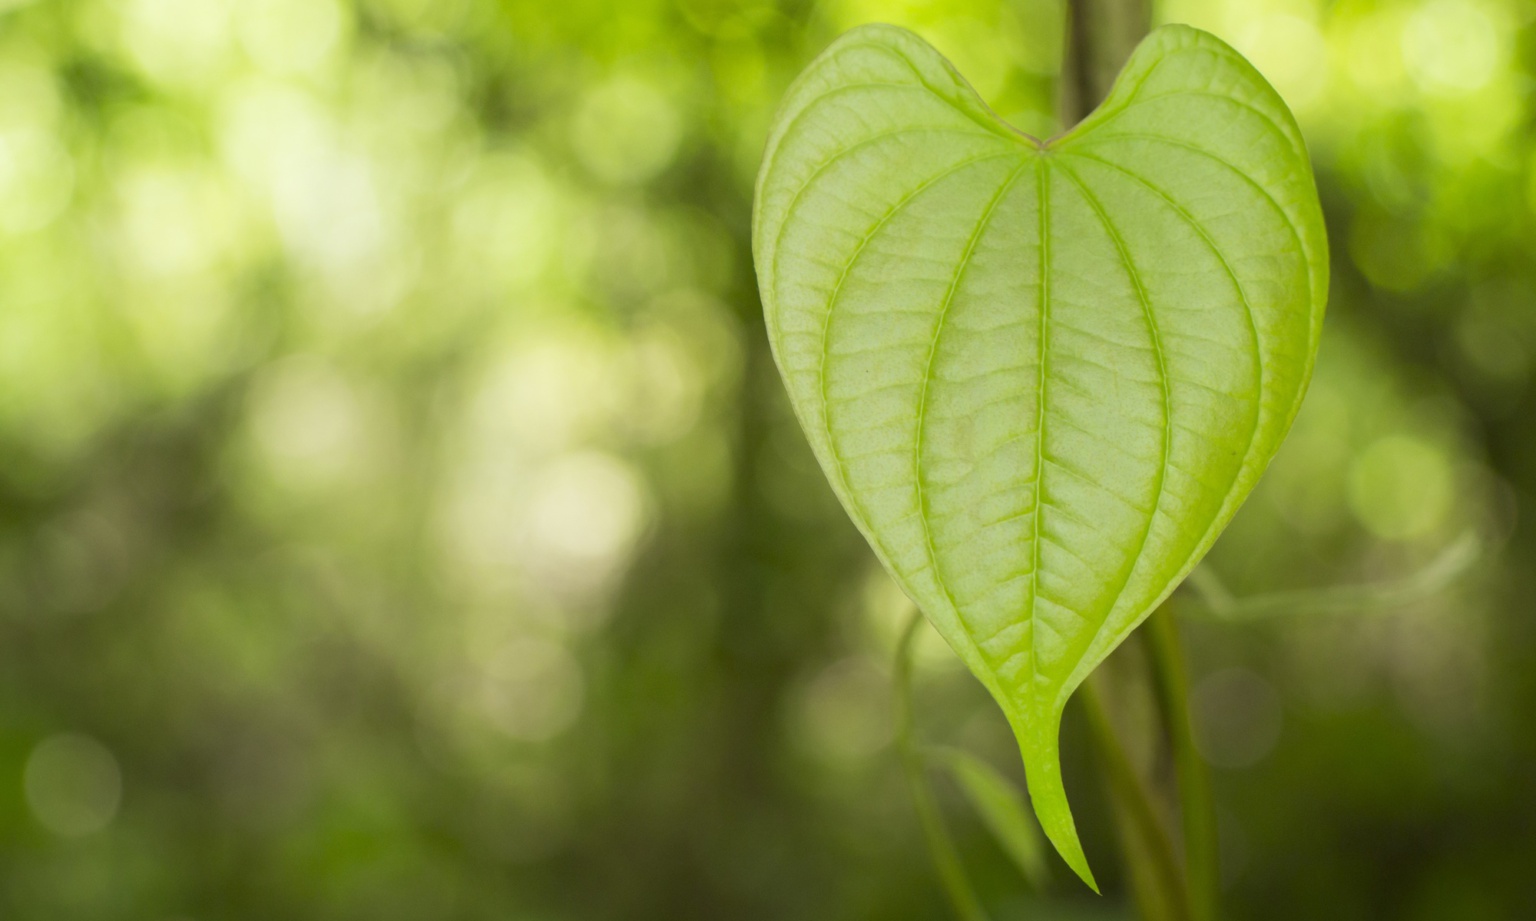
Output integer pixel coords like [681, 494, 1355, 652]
[24, 733, 123, 837]
[0, 0, 1529, 917]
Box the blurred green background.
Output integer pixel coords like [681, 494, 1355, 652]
[0, 0, 1529, 917]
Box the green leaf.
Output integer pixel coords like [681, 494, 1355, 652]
[931, 746, 1051, 892]
[753, 23, 1327, 889]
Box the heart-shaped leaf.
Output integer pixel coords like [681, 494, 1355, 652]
[752, 23, 1327, 887]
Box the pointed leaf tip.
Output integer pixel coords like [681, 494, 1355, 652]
[755, 22, 1326, 887]
[1017, 714, 1098, 891]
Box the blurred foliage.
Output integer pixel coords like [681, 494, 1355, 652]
[0, 0, 1529, 918]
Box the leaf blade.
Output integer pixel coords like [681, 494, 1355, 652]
[754, 22, 1327, 888]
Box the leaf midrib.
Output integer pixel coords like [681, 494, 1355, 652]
[1028, 158, 1051, 703]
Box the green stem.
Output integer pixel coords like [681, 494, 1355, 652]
[896, 608, 990, 921]
[1079, 673, 1188, 921]
[1181, 531, 1481, 622]
[1146, 609, 1220, 921]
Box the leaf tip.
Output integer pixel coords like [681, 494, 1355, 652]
[1014, 714, 1099, 891]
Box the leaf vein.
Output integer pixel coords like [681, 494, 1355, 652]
[1054, 160, 1171, 603]
[1027, 158, 1051, 702]
[1061, 150, 1267, 551]
[913, 157, 1035, 651]
[814, 152, 1018, 519]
